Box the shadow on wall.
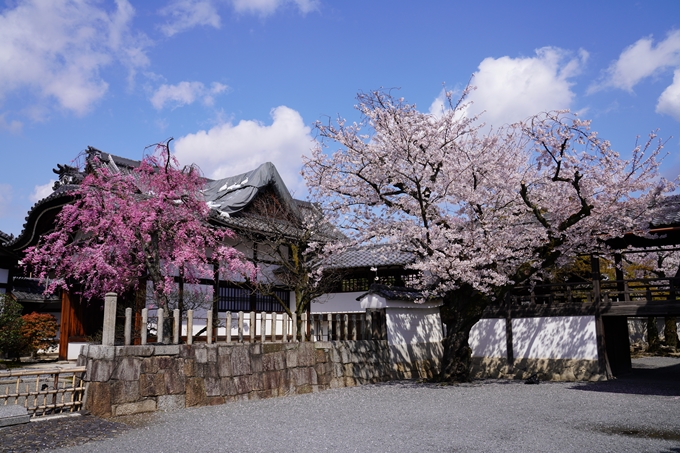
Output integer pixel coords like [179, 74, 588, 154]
[385, 308, 443, 380]
[470, 316, 602, 381]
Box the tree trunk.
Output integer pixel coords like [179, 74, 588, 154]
[436, 285, 489, 383]
[664, 317, 678, 350]
[647, 317, 660, 352]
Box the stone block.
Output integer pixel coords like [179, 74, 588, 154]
[196, 362, 219, 379]
[249, 343, 262, 355]
[141, 357, 159, 374]
[206, 396, 226, 406]
[185, 378, 206, 407]
[344, 376, 356, 387]
[314, 362, 333, 385]
[220, 377, 238, 396]
[112, 357, 142, 381]
[195, 345, 217, 363]
[314, 341, 332, 349]
[110, 380, 141, 404]
[285, 348, 298, 368]
[263, 370, 283, 390]
[204, 377, 222, 397]
[233, 375, 251, 394]
[157, 394, 185, 411]
[329, 346, 342, 364]
[183, 359, 195, 377]
[218, 353, 233, 377]
[179, 344, 195, 359]
[116, 345, 154, 357]
[113, 399, 156, 416]
[315, 349, 328, 363]
[297, 343, 315, 367]
[230, 346, 251, 376]
[153, 345, 180, 356]
[262, 351, 285, 371]
[289, 367, 316, 386]
[333, 362, 344, 378]
[0, 406, 29, 427]
[140, 373, 166, 397]
[296, 384, 312, 394]
[163, 361, 186, 395]
[250, 353, 263, 373]
[262, 343, 284, 354]
[85, 345, 116, 361]
[84, 381, 112, 417]
[329, 378, 345, 389]
[86, 359, 115, 382]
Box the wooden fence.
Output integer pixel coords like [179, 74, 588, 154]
[111, 307, 386, 346]
[0, 367, 86, 417]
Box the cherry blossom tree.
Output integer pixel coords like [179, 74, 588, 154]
[24, 141, 256, 310]
[303, 89, 672, 382]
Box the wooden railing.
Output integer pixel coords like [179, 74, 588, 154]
[110, 307, 386, 346]
[0, 367, 86, 417]
[494, 277, 680, 316]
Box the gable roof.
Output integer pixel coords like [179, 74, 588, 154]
[325, 243, 415, 270]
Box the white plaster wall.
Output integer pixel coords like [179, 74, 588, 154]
[470, 318, 507, 358]
[0, 268, 8, 284]
[385, 307, 443, 346]
[311, 292, 364, 313]
[512, 316, 598, 360]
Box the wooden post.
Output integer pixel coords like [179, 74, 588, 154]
[141, 308, 148, 345]
[226, 311, 232, 343]
[173, 309, 180, 345]
[250, 311, 255, 343]
[124, 307, 132, 346]
[282, 313, 288, 342]
[102, 293, 117, 346]
[187, 310, 194, 345]
[207, 310, 213, 344]
[257, 311, 263, 343]
[343, 314, 349, 340]
[301, 312, 307, 342]
[351, 314, 357, 340]
[157, 308, 164, 344]
[292, 313, 298, 342]
[592, 255, 613, 379]
[327, 313, 333, 341]
[238, 311, 244, 343]
[58, 291, 72, 361]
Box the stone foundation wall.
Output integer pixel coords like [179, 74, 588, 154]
[471, 357, 605, 381]
[78, 340, 403, 417]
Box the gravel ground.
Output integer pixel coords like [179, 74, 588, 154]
[2, 357, 679, 453]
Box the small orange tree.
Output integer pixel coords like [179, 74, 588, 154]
[20, 313, 58, 358]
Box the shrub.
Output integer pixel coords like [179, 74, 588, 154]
[20, 312, 58, 358]
[0, 295, 26, 360]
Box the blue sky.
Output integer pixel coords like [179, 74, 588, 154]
[1, 0, 680, 236]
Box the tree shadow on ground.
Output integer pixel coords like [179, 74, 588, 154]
[569, 358, 680, 397]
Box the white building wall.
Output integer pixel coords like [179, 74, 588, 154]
[470, 318, 507, 358]
[311, 292, 364, 313]
[470, 316, 598, 361]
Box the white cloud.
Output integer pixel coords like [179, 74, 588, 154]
[174, 106, 313, 193]
[657, 69, 680, 121]
[231, 0, 319, 16]
[158, 0, 221, 37]
[157, 0, 318, 35]
[0, 0, 149, 116]
[30, 180, 56, 203]
[592, 30, 680, 92]
[151, 81, 228, 109]
[437, 47, 587, 128]
[0, 113, 22, 133]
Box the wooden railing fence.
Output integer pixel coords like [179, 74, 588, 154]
[0, 367, 86, 417]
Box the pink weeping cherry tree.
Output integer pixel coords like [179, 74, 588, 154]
[303, 89, 673, 382]
[24, 140, 256, 310]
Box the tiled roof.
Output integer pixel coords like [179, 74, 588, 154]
[357, 283, 427, 301]
[325, 244, 414, 270]
[11, 277, 60, 303]
[0, 230, 12, 245]
[650, 195, 680, 228]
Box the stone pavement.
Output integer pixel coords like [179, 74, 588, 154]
[0, 357, 678, 453]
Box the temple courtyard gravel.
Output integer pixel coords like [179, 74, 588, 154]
[1, 357, 679, 453]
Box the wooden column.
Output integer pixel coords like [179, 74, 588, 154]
[58, 290, 72, 361]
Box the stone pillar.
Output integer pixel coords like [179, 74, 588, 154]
[173, 309, 180, 345]
[102, 293, 117, 346]
[187, 310, 194, 345]
[124, 307, 132, 346]
[141, 308, 148, 345]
